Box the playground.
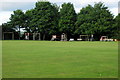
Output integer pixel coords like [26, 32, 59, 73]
[2, 41, 118, 78]
[1, 1, 119, 79]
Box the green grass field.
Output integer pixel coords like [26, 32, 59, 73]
[2, 41, 118, 78]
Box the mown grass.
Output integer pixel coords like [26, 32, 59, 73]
[2, 41, 118, 78]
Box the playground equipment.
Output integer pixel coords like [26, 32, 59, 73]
[69, 38, 74, 41]
[80, 35, 89, 41]
[51, 33, 67, 41]
[77, 35, 89, 41]
[51, 35, 60, 41]
[3, 32, 14, 40]
[25, 33, 29, 40]
[100, 36, 113, 41]
[77, 35, 94, 41]
[61, 33, 67, 41]
[33, 33, 41, 40]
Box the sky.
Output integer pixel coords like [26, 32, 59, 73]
[0, 0, 120, 25]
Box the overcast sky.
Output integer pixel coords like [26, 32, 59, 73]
[0, 0, 120, 25]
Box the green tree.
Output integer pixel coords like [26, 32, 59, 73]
[2, 22, 15, 32]
[59, 3, 77, 40]
[75, 5, 94, 35]
[112, 13, 120, 39]
[24, 9, 35, 33]
[75, 2, 114, 40]
[48, 3, 60, 35]
[9, 9, 25, 40]
[93, 2, 114, 40]
[32, 1, 59, 40]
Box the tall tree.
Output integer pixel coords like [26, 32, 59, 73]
[75, 2, 114, 40]
[32, 1, 59, 40]
[24, 9, 35, 33]
[112, 13, 120, 39]
[2, 22, 15, 32]
[9, 9, 25, 40]
[48, 3, 60, 35]
[93, 2, 114, 40]
[75, 5, 94, 35]
[59, 3, 77, 40]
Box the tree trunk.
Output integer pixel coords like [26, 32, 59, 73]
[12, 33, 14, 40]
[19, 26, 20, 40]
[39, 33, 41, 40]
[33, 32, 35, 40]
[43, 34, 45, 40]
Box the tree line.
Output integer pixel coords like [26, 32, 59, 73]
[2, 1, 120, 40]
